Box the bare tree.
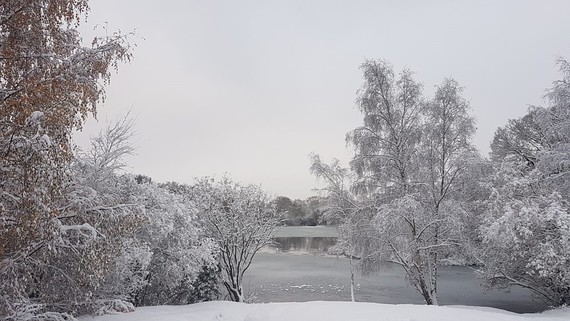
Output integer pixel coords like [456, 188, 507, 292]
[192, 177, 279, 302]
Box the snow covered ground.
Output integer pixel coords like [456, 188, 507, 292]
[79, 301, 569, 321]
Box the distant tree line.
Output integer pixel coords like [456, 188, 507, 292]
[274, 196, 326, 226]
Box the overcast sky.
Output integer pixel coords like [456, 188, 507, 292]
[74, 0, 570, 199]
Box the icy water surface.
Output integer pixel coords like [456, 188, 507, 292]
[243, 226, 549, 313]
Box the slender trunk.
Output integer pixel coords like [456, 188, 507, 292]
[349, 248, 355, 302]
[430, 204, 440, 305]
[415, 259, 433, 305]
[430, 247, 439, 305]
[346, 216, 356, 302]
[418, 277, 434, 305]
[430, 265, 438, 305]
[410, 219, 433, 305]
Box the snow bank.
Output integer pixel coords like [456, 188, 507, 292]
[78, 301, 569, 321]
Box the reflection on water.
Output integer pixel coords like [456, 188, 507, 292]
[271, 237, 337, 253]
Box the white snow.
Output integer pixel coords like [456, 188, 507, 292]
[78, 301, 570, 321]
[41, 134, 52, 145]
[28, 111, 44, 123]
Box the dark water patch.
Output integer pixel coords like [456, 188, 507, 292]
[274, 226, 339, 238]
[272, 237, 337, 254]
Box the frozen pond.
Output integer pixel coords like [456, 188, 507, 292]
[243, 226, 549, 313]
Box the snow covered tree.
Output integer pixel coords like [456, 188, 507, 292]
[0, 1, 131, 319]
[23, 115, 219, 314]
[479, 58, 570, 306]
[192, 177, 279, 302]
[343, 60, 478, 305]
[346, 60, 430, 301]
[347, 59, 424, 197]
[310, 154, 355, 226]
[480, 164, 570, 306]
[41, 116, 144, 315]
[413, 78, 478, 303]
[310, 153, 361, 302]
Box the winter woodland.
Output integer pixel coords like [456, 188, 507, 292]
[1, 1, 569, 320]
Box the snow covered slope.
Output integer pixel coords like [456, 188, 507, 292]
[79, 301, 569, 321]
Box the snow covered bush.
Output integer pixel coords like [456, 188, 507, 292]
[123, 182, 218, 306]
[479, 59, 570, 306]
[184, 264, 223, 304]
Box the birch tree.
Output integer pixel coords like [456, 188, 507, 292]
[310, 153, 360, 302]
[415, 78, 478, 304]
[346, 60, 438, 303]
[344, 60, 477, 305]
[347, 59, 424, 197]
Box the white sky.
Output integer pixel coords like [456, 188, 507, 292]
[74, 0, 570, 199]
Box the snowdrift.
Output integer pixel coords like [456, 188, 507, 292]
[79, 301, 569, 321]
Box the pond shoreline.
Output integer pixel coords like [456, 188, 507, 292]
[244, 252, 549, 313]
[274, 225, 339, 238]
[247, 226, 549, 314]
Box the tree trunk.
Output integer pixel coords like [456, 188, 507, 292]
[349, 251, 355, 302]
[223, 281, 243, 302]
[418, 275, 434, 305]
